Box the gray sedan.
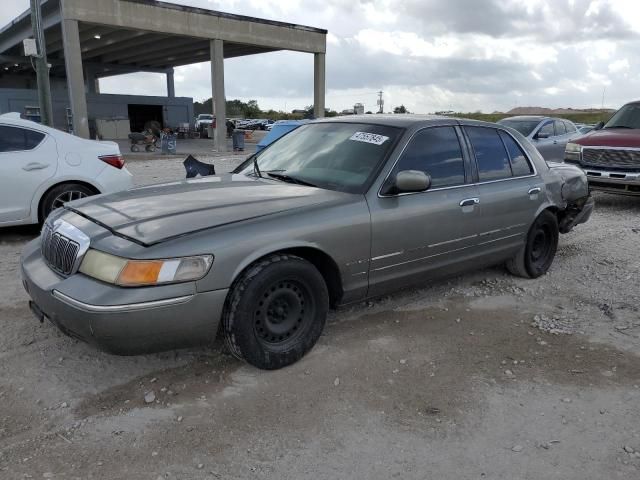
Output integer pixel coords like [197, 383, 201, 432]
[21, 116, 593, 369]
[498, 116, 579, 162]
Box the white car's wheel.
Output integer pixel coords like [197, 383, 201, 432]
[40, 183, 96, 222]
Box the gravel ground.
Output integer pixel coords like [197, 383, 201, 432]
[1, 157, 639, 479]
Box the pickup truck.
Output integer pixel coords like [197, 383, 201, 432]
[565, 101, 640, 195]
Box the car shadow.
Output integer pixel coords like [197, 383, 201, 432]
[593, 191, 640, 212]
[0, 224, 41, 243]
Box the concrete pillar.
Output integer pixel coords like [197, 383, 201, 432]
[61, 19, 90, 138]
[313, 52, 326, 118]
[166, 68, 175, 98]
[85, 67, 99, 94]
[210, 39, 226, 152]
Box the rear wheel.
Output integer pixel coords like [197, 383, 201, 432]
[222, 254, 329, 370]
[40, 183, 95, 222]
[506, 210, 559, 278]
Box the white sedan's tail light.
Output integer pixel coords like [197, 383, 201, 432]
[99, 154, 125, 169]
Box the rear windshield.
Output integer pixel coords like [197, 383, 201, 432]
[235, 122, 402, 194]
[497, 119, 540, 137]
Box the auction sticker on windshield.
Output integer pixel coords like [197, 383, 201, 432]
[349, 132, 390, 145]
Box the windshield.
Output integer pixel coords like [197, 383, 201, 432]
[199, 115, 213, 120]
[497, 119, 540, 136]
[234, 122, 402, 193]
[604, 103, 640, 129]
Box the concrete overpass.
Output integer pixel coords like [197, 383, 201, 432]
[0, 0, 327, 151]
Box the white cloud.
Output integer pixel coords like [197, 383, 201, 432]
[608, 58, 630, 73]
[2, 0, 640, 113]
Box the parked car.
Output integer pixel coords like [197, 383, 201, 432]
[0, 112, 132, 227]
[194, 114, 215, 137]
[194, 114, 214, 130]
[576, 124, 595, 135]
[564, 101, 640, 195]
[21, 116, 593, 369]
[255, 120, 308, 153]
[497, 116, 579, 162]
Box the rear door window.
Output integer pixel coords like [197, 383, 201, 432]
[499, 131, 533, 177]
[465, 127, 512, 181]
[0, 126, 45, 152]
[392, 126, 466, 189]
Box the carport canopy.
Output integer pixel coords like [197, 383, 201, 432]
[0, 0, 327, 150]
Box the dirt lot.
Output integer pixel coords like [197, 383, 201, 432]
[1, 156, 639, 480]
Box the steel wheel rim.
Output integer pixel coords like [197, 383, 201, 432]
[530, 225, 552, 266]
[51, 190, 88, 210]
[253, 279, 315, 346]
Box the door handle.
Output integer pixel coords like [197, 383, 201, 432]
[528, 187, 541, 195]
[22, 162, 49, 171]
[459, 198, 480, 207]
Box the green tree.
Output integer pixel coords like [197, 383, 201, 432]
[394, 105, 408, 114]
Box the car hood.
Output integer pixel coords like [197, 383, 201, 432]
[573, 128, 640, 148]
[66, 175, 355, 246]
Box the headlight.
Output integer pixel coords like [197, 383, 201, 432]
[565, 142, 581, 153]
[79, 250, 213, 286]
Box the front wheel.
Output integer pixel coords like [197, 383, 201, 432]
[222, 254, 329, 370]
[506, 210, 559, 278]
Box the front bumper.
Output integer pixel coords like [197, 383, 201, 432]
[584, 169, 640, 195]
[21, 239, 228, 355]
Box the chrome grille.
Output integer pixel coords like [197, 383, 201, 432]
[41, 223, 80, 275]
[582, 148, 640, 169]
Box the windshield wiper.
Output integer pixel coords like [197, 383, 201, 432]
[605, 125, 633, 129]
[253, 156, 262, 178]
[266, 172, 318, 188]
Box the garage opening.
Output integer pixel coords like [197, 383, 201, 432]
[128, 104, 163, 133]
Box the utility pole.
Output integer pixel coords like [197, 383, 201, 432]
[30, 0, 53, 127]
[601, 87, 606, 110]
[377, 91, 384, 114]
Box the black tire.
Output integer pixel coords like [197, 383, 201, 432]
[39, 183, 96, 222]
[506, 210, 559, 278]
[131, 144, 140, 152]
[222, 254, 329, 370]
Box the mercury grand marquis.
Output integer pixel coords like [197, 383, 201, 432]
[21, 116, 593, 369]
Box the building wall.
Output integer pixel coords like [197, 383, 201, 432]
[0, 88, 193, 137]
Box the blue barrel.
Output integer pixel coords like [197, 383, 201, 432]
[232, 130, 245, 151]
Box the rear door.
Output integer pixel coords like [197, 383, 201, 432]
[463, 126, 543, 256]
[367, 125, 483, 295]
[0, 125, 56, 223]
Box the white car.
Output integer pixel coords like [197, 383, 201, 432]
[194, 114, 214, 130]
[0, 112, 133, 227]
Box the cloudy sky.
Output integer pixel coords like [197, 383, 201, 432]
[2, 0, 640, 113]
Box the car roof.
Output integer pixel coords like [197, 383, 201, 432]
[0, 112, 56, 133]
[312, 114, 500, 130]
[499, 115, 546, 121]
[500, 115, 575, 123]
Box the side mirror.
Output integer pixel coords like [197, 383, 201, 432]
[594, 121, 605, 130]
[394, 170, 431, 193]
[536, 131, 550, 139]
